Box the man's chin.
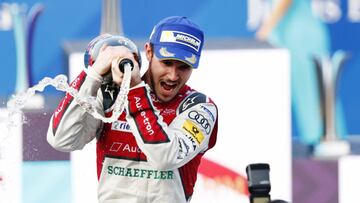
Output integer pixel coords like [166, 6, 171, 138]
[157, 92, 176, 103]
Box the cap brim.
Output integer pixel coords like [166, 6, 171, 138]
[153, 45, 200, 69]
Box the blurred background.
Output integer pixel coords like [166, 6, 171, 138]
[0, 0, 360, 203]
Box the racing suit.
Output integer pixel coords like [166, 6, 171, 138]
[47, 70, 218, 203]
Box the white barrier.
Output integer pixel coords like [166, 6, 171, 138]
[0, 108, 22, 203]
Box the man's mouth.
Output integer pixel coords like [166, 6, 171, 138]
[161, 81, 177, 91]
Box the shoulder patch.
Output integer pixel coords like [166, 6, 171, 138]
[178, 92, 207, 114]
[101, 83, 119, 110]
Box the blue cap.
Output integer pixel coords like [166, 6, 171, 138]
[149, 16, 204, 69]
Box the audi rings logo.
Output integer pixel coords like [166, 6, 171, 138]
[188, 110, 211, 134]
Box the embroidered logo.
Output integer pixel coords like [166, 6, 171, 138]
[159, 30, 201, 52]
[159, 47, 175, 57]
[182, 120, 204, 145]
[185, 54, 197, 65]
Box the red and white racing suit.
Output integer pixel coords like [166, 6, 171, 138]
[47, 70, 218, 203]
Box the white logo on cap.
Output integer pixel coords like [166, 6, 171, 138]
[159, 47, 175, 57]
[159, 30, 201, 52]
[185, 54, 197, 65]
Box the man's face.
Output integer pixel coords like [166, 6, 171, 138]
[145, 47, 193, 102]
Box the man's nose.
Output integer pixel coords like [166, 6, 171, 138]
[167, 66, 179, 81]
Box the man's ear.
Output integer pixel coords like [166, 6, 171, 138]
[144, 42, 153, 61]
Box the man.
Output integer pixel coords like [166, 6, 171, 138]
[47, 16, 218, 203]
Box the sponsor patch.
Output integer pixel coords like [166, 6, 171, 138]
[188, 110, 211, 134]
[159, 30, 201, 52]
[178, 92, 207, 114]
[177, 138, 191, 159]
[111, 120, 132, 132]
[182, 120, 204, 145]
[109, 142, 142, 153]
[200, 104, 216, 122]
[107, 165, 174, 180]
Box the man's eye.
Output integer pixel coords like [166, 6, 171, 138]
[162, 60, 173, 66]
[178, 64, 191, 70]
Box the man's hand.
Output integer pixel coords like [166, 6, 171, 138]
[92, 45, 141, 87]
[111, 56, 141, 88]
